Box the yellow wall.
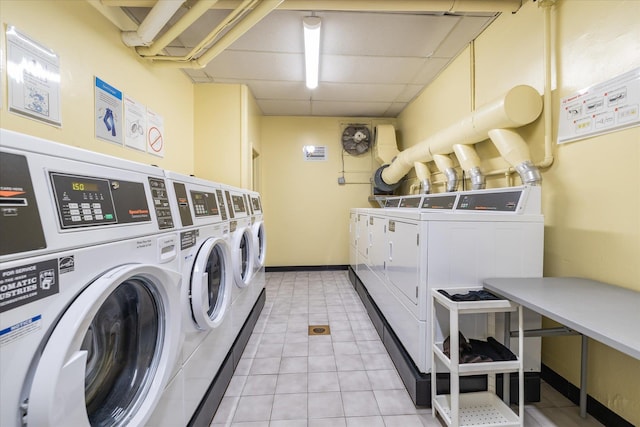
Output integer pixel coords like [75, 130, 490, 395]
[261, 117, 393, 267]
[0, 1, 194, 173]
[194, 83, 259, 188]
[397, 0, 640, 423]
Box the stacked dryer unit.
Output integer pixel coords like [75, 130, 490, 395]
[162, 171, 235, 426]
[0, 129, 183, 427]
[350, 186, 544, 404]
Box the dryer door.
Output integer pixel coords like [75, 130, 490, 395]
[26, 264, 181, 427]
[191, 236, 232, 329]
[231, 227, 254, 288]
[252, 220, 266, 269]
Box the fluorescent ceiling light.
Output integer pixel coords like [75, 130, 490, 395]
[303, 16, 321, 90]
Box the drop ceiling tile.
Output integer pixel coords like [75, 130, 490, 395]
[320, 11, 460, 57]
[410, 57, 452, 85]
[205, 50, 303, 81]
[257, 99, 311, 116]
[311, 101, 391, 117]
[384, 103, 407, 117]
[313, 82, 405, 103]
[395, 85, 424, 103]
[434, 16, 495, 57]
[321, 55, 425, 84]
[227, 10, 307, 53]
[247, 80, 311, 101]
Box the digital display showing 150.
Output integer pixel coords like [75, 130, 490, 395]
[71, 181, 99, 192]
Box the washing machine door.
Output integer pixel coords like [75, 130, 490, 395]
[26, 264, 181, 427]
[231, 227, 254, 288]
[191, 236, 232, 329]
[252, 221, 266, 269]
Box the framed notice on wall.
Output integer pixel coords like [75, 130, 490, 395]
[6, 25, 62, 126]
[558, 67, 640, 144]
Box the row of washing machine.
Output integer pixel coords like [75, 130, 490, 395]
[0, 129, 266, 427]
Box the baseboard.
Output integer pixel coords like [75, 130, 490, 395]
[541, 363, 634, 427]
[265, 265, 348, 272]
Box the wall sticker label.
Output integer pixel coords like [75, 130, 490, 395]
[0, 259, 59, 313]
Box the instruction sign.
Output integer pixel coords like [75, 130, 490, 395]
[0, 259, 59, 313]
[124, 95, 147, 151]
[95, 76, 123, 145]
[6, 25, 62, 126]
[558, 67, 640, 144]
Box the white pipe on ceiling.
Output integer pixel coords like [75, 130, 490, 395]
[102, 0, 522, 13]
[121, 0, 184, 47]
[136, 0, 221, 57]
[152, 0, 284, 68]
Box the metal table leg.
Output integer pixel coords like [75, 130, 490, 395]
[580, 335, 588, 418]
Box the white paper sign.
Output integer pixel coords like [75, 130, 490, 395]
[124, 96, 147, 152]
[146, 109, 165, 158]
[95, 77, 123, 145]
[6, 25, 61, 126]
[558, 67, 640, 144]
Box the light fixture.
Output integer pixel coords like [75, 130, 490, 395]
[303, 16, 321, 90]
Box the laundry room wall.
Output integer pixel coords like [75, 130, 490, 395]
[261, 116, 393, 267]
[0, 1, 194, 174]
[397, 0, 640, 424]
[194, 83, 260, 188]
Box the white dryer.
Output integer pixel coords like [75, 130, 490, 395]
[0, 130, 182, 427]
[162, 171, 234, 425]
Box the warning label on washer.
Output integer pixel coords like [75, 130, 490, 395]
[0, 259, 59, 313]
[0, 315, 42, 347]
[180, 229, 198, 250]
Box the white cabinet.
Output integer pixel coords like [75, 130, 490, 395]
[431, 287, 524, 427]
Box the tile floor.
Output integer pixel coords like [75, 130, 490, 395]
[211, 271, 604, 427]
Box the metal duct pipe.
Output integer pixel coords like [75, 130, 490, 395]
[452, 144, 485, 190]
[487, 129, 542, 185]
[414, 162, 431, 194]
[433, 154, 458, 192]
[121, 0, 184, 47]
[374, 85, 542, 190]
[136, 0, 220, 57]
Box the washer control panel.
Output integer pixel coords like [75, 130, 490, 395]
[190, 190, 219, 217]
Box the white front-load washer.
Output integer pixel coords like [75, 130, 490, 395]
[219, 185, 256, 341]
[0, 130, 182, 427]
[248, 190, 266, 274]
[163, 171, 234, 425]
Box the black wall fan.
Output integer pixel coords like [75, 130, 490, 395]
[341, 125, 371, 156]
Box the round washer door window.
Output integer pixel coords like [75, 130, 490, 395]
[253, 221, 266, 268]
[191, 237, 232, 329]
[26, 264, 181, 427]
[232, 227, 254, 288]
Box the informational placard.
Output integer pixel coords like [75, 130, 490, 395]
[95, 76, 123, 145]
[558, 67, 640, 144]
[6, 25, 62, 126]
[124, 95, 147, 151]
[146, 108, 165, 157]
